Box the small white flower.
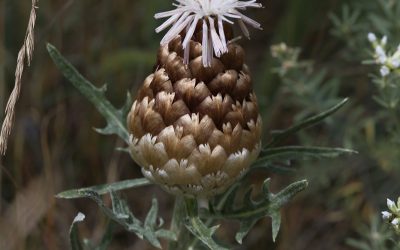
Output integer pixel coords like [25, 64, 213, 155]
[390, 58, 400, 68]
[375, 46, 386, 58]
[381, 211, 392, 220]
[155, 0, 262, 67]
[375, 45, 388, 65]
[381, 35, 388, 45]
[388, 198, 397, 211]
[391, 218, 400, 226]
[368, 32, 377, 43]
[378, 55, 387, 64]
[393, 45, 400, 58]
[380, 66, 390, 77]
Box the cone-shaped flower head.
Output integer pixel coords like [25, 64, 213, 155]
[128, 0, 262, 197]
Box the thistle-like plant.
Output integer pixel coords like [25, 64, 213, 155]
[129, 0, 263, 197]
[48, 1, 354, 249]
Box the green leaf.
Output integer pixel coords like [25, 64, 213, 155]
[235, 220, 257, 244]
[97, 221, 115, 250]
[55, 178, 151, 199]
[81, 191, 143, 239]
[206, 179, 308, 244]
[266, 98, 349, 147]
[69, 212, 86, 250]
[47, 43, 132, 143]
[145, 198, 158, 229]
[168, 196, 191, 250]
[143, 198, 162, 248]
[346, 239, 372, 250]
[254, 146, 357, 167]
[185, 220, 225, 250]
[270, 211, 281, 242]
[69, 215, 115, 250]
[67, 190, 176, 249]
[155, 229, 178, 242]
[184, 198, 229, 250]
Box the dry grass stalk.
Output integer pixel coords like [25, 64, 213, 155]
[0, 175, 56, 250]
[0, 0, 39, 155]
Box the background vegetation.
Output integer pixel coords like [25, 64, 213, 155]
[1, 0, 400, 249]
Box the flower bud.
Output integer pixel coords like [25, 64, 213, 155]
[381, 211, 392, 220]
[128, 2, 263, 196]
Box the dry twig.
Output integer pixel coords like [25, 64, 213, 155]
[0, 0, 39, 155]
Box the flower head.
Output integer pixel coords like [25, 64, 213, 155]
[380, 66, 390, 77]
[155, 0, 262, 67]
[381, 211, 392, 220]
[368, 32, 377, 43]
[388, 198, 397, 211]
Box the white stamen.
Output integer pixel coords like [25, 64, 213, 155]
[184, 43, 190, 64]
[208, 17, 226, 56]
[155, 0, 262, 67]
[238, 19, 250, 39]
[218, 16, 227, 51]
[156, 13, 181, 33]
[208, 32, 213, 65]
[202, 20, 209, 67]
[234, 11, 262, 30]
[182, 15, 200, 48]
[161, 12, 193, 45]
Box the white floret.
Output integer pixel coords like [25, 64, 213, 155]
[155, 0, 262, 67]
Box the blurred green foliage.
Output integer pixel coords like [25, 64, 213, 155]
[2, 0, 400, 249]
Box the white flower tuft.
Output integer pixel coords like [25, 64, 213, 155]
[368, 33, 377, 42]
[381, 35, 388, 46]
[380, 66, 390, 77]
[381, 211, 392, 220]
[388, 198, 397, 210]
[391, 218, 400, 226]
[155, 0, 262, 67]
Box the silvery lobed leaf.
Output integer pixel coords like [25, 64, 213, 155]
[47, 44, 132, 143]
[206, 179, 308, 244]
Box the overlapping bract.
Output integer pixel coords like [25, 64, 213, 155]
[128, 35, 262, 196]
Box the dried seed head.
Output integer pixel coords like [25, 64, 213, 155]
[128, 1, 262, 197]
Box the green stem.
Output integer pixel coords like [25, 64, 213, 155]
[184, 197, 202, 249]
[187, 212, 213, 248]
[168, 196, 193, 250]
[380, 78, 400, 141]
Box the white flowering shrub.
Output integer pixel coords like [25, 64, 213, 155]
[382, 198, 400, 234]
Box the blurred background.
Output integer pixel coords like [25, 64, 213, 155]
[1, 0, 400, 249]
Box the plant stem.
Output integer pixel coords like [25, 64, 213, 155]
[168, 196, 193, 250]
[0, 0, 5, 211]
[184, 197, 205, 250]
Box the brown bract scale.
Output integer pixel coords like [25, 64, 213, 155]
[128, 31, 262, 197]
